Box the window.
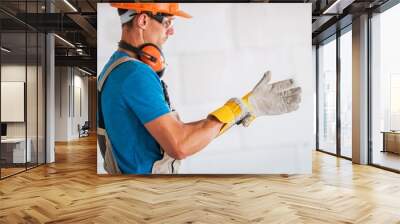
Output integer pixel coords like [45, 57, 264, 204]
[340, 29, 352, 158]
[390, 74, 400, 131]
[371, 2, 400, 171]
[318, 37, 337, 155]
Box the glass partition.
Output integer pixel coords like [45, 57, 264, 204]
[0, 0, 46, 179]
[1, 31, 28, 177]
[27, 31, 38, 169]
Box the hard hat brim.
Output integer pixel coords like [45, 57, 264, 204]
[174, 10, 192, 19]
[111, 3, 192, 19]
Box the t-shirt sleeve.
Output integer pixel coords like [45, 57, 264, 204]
[122, 63, 170, 124]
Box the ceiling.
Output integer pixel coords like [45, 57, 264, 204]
[0, 0, 394, 74]
[0, 0, 97, 74]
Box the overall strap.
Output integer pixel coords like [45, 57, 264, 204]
[98, 56, 138, 132]
[98, 56, 139, 91]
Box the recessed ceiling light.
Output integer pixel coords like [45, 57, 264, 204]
[1, 47, 11, 53]
[322, 0, 354, 15]
[63, 0, 78, 12]
[54, 34, 75, 48]
[78, 67, 93, 76]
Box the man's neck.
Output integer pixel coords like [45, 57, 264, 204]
[120, 30, 144, 59]
[118, 47, 138, 59]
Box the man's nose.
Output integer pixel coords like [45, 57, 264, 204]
[166, 26, 174, 36]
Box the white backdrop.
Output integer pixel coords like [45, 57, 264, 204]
[97, 3, 314, 174]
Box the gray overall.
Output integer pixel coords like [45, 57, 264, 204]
[97, 56, 180, 174]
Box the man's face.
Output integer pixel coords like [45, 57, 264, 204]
[143, 14, 175, 47]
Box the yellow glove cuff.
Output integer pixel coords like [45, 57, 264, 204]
[209, 98, 249, 136]
[210, 99, 243, 124]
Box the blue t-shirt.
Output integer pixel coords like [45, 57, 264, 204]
[98, 51, 170, 174]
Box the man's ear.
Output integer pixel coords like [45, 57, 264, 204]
[136, 13, 148, 30]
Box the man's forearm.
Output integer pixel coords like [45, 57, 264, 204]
[145, 113, 224, 160]
[178, 116, 223, 158]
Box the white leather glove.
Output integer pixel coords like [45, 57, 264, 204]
[241, 71, 301, 126]
[210, 70, 302, 135]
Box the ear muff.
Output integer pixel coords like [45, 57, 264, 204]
[138, 43, 166, 75]
[118, 41, 166, 78]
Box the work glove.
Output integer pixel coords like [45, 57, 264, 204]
[210, 71, 302, 135]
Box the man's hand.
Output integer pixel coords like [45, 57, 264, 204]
[209, 70, 302, 134]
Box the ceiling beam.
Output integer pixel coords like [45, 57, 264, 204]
[55, 55, 96, 71]
[67, 13, 97, 45]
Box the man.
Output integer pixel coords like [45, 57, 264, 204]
[98, 3, 302, 174]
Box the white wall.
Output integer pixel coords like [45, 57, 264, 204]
[55, 67, 68, 141]
[1, 65, 38, 138]
[1, 65, 28, 142]
[54, 67, 89, 141]
[1, 64, 46, 163]
[71, 72, 89, 138]
[97, 3, 313, 174]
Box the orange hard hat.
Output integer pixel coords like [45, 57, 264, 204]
[110, 3, 192, 19]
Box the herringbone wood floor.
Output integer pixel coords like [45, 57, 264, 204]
[1, 135, 400, 224]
